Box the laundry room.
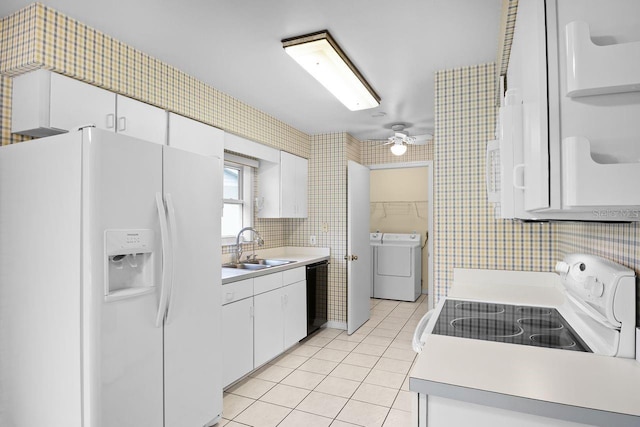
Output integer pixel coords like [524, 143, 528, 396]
[369, 166, 429, 297]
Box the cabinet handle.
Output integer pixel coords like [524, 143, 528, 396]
[118, 116, 127, 132]
[106, 113, 115, 129]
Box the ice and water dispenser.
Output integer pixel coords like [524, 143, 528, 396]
[104, 229, 155, 302]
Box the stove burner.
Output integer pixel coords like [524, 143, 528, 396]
[432, 300, 591, 353]
[517, 307, 552, 316]
[530, 334, 576, 348]
[451, 317, 523, 337]
[517, 318, 563, 330]
[454, 302, 505, 314]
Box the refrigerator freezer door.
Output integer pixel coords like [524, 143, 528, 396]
[86, 129, 164, 427]
[162, 146, 222, 427]
[0, 133, 84, 426]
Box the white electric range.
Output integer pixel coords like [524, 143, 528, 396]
[409, 254, 640, 427]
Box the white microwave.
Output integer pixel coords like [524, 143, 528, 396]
[488, 0, 640, 222]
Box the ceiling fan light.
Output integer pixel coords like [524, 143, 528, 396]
[282, 31, 380, 111]
[390, 143, 407, 156]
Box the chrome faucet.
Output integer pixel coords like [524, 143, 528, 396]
[235, 227, 264, 262]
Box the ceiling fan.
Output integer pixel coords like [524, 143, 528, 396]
[381, 124, 433, 156]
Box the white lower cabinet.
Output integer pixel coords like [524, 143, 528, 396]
[222, 267, 307, 387]
[221, 278, 254, 388]
[221, 298, 254, 388]
[254, 287, 285, 367]
[283, 280, 307, 349]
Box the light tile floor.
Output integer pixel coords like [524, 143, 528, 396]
[220, 295, 429, 427]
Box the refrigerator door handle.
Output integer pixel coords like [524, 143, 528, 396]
[155, 192, 173, 327]
[164, 193, 178, 324]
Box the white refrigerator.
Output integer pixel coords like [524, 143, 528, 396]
[0, 128, 222, 427]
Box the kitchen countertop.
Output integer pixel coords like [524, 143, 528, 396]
[409, 272, 640, 426]
[221, 246, 330, 284]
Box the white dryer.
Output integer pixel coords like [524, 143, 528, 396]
[373, 233, 422, 302]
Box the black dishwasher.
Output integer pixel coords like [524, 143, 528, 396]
[306, 260, 328, 336]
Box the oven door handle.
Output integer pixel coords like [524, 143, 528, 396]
[412, 309, 435, 354]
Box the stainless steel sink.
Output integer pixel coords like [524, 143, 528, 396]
[250, 259, 295, 267]
[222, 262, 269, 270]
[222, 259, 294, 270]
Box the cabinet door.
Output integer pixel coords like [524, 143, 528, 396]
[283, 280, 307, 349]
[253, 288, 284, 367]
[280, 152, 308, 218]
[280, 151, 297, 217]
[295, 155, 308, 218]
[168, 113, 224, 157]
[50, 71, 116, 132]
[222, 297, 254, 387]
[116, 95, 167, 145]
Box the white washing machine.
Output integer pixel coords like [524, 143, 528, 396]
[370, 232, 383, 297]
[373, 233, 421, 302]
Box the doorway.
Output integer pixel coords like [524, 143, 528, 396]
[369, 162, 434, 309]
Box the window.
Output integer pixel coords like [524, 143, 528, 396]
[222, 159, 254, 244]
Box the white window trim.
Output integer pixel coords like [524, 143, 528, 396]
[222, 158, 254, 246]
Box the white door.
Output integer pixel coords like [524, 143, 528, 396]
[49, 71, 116, 132]
[89, 130, 164, 427]
[280, 151, 297, 217]
[116, 95, 167, 145]
[284, 280, 307, 348]
[347, 160, 371, 334]
[222, 298, 254, 387]
[162, 147, 222, 427]
[254, 288, 285, 366]
[167, 112, 224, 157]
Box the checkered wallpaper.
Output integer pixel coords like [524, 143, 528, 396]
[497, 0, 519, 77]
[432, 63, 556, 301]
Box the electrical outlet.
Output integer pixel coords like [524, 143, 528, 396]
[310, 235, 317, 245]
[322, 223, 329, 233]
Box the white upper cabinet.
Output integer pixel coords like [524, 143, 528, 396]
[115, 95, 166, 145]
[168, 112, 223, 158]
[13, 69, 115, 137]
[258, 151, 308, 218]
[12, 69, 166, 145]
[280, 151, 308, 218]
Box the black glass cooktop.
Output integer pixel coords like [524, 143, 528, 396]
[432, 300, 592, 353]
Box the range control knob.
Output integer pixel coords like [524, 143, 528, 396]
[585, 276, 604, 298]
[555, 261, 570, 276]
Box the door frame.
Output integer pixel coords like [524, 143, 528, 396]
[369, 161, 434, 310]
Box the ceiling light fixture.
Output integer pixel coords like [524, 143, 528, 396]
[282, 30, 381, 111]
[390, 141, 407, 156]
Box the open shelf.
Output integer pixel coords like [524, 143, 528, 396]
[562, 136, 640, 210]
[565, 21, 640, 97]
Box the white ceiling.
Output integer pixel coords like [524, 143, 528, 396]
[0, 0, 502, 141]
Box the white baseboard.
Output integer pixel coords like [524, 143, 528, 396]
[325, 321, 347, 330]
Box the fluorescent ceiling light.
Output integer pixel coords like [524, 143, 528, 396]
[390, 142, 407, 156]
[282, 31, 381, 111]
